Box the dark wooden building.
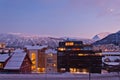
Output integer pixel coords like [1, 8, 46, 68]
[57, 40, 102, 73]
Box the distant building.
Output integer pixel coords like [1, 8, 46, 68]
[0, 42, 14, 54]
[45, 49, 57, 73]
[24, 45, 48, 73]
[0, 43, 6, 49]
[4, 49, 32, 73]
[57, 41, 102, 73]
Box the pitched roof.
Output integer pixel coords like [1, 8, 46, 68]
[4, 52, 26, 70]
[0, 54, 10, 62]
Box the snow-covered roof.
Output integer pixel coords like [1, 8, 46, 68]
[104, 62, 120, 66]
[0, 54, 10, 62]
[102, 52, 120, 55]
[14, 49, 24, 53]
[4, 52, 26, 70]
[102, 56, 120, 62]
[45, 49, 57, 54]
[25, 45, 48, 50]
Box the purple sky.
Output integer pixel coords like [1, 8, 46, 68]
[0, 0, 120, 38]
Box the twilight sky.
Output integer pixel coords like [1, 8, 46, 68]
[0, 0, 120, 38]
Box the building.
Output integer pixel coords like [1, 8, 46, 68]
[102, 52, 120, 72]
[4, 49, 32, 73]
[24, 45, 48, 73]
[0, 54, 11, 72]
[57, 40, 102, 73]
[45, 49, 57, 73]
[0, 42, 14, 54]
[0, 43, 6, 49]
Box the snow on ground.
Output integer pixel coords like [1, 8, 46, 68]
[0, 72, 120, 80]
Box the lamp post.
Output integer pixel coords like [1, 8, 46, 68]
[88, 59, 91, 80]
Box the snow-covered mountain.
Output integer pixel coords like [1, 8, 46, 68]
[0, 33, 94, 48]
[92, 32, 111, 41]
[0, 33, 64, 48]
[93, 31, 120, 45]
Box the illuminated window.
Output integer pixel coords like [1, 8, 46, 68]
[0, 44, 2, 48]
[78, 54, 84, 56]
[60, 68, 66, 71]
[72, 48, 80, 51]
[78, 54, 88, 56]
[58, 48, 66, 51]
[31, 53, 36, 71]
[48, 53, 53, 57]
[70, 68, 77, 73]
[70, 68, 88, 74]
[95, 53, 102, 56]
[65, 42, 74, 46]
[37, 68, 45, 72]
[53, 64, 56, 67]
[0, 63, 3, 68]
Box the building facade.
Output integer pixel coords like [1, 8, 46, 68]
[57, 41, 102, 73]
[45, 49, 57, 73]
[25, 45, 48, 73]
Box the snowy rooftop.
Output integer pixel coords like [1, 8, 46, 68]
[0, 54, 10, 62]
[25, 45, 48, 50]
[104, 62, 120, 66]
[45, 49, 57, 54]
[4, 52, 26, 70]
[102, 52, 120, 55]
[102, 56, 120, 62]
[14, 49, 24, 53]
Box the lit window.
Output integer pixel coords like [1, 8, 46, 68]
[72, 48, 80, 51]
[0, 63, 3, 68]
[31, 53, 36, 71]
[65, 42, 74, 46]
[70, 68, 77, 73]
[78, 54, 84, 56]
[53, 64, 56, 67]
[58, 48, 66, 51]
[48, 53, 53, 56]
[95, 53, 102, 56]
[60, 68, 66, 71]
[37, 68, 45, 72]
[78, 54, 88, 56]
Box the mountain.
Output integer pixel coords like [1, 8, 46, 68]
[0, 33, 64, 48]
[92, 32, 111, 41]
[93, 31, 120, 46]
[0, 33, 93, 48]
[61, 37, 94, 44]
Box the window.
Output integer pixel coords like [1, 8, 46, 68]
[72, 48, 80, 51]
[53, 64, 56, 67]
[78, 54, 88, 56]
[0, 63, 3, 68]
[65, 42, 74, 46]
[31, 53, 36, 71]
[60, 68, 66, 71]
[58, 48, 66, 51]
[48, 53, 53, 57]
